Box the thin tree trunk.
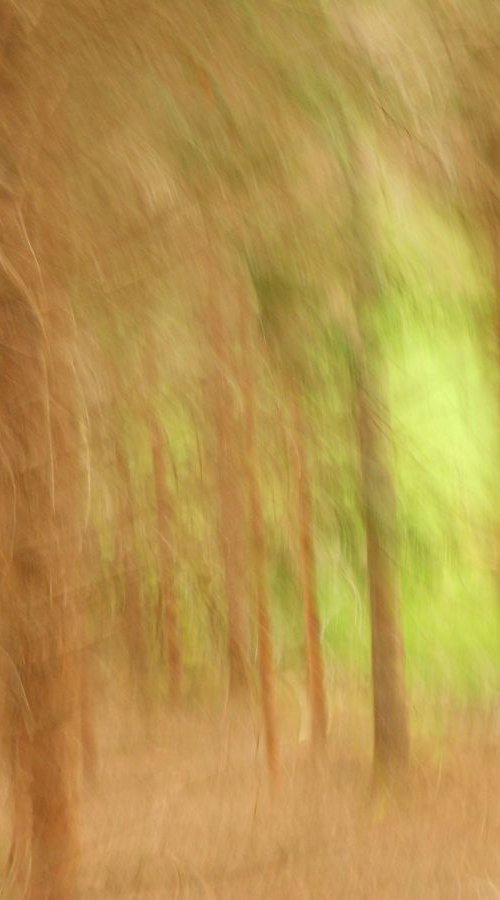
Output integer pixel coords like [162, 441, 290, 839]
[288, 382, 328, 747]
[0, 10, 83, 895]
[354, 365, 409, 778]
[239, 284, 278, 777]
[1, 281, 83, 900]
[203, 249, 249, 691]
[80, 640, 98, 781]
[80, 526, 100, 781]
[114, 440, 149, 700]
[344, 134, 409, 780]
[486, 209, 500, 618]
[149, 413, 182, 703]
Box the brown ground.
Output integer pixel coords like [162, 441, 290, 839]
[3, 671, 500, 898]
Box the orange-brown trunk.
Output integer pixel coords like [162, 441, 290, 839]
[149, 415, 182, 703]
[0, 11, 84, 894]
[114, 441, 149, 699]
[203, 251, 248, 690]
[289, 384, 328, 747]
[239, 286, 278, 778]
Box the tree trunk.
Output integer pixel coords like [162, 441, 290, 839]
[486, 206, 500, 619]
[239, 283, 278, 777]
[203, 249, 249, 691]
[114, 440, 150, 701]
[354, 364, 409, 779]
[0, 10, 84, 896]
[0, 232, 83, 900]
[345, 134, 409, 780]
[288, 382, 328, 747]
[149, 414, 182, 703]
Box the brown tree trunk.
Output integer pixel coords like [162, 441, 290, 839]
[149, 414, 182, 703]
[1, 252, 83, 900]
[79, 526, 100, 782]
[0, 9, 84, 896]
[487, 211, 500, 614]
[334, 121, 409, 780]
[114, 440, 149, 700]
[288, 382, 328, 747]
[80, 638, 98, 782]
[354, 364, 409, 779]
[203, 250, 249, 691]
[239, 284, 278, 777]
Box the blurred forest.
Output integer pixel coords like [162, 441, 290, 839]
[2, 0, 500, 897]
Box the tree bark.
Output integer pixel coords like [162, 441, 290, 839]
[345, 134, 410, 780]
[0, 9, 84, 896]
[354, 365, 409, 778]
[239, 283, 278, 777]
[288, 382, 328, 748]
[203, 249, 249, 691]
[149, 414, 182, 703]
[114, 440, 150, 701]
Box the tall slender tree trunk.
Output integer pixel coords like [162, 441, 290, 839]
[354, 363, 409, 778]
[288, 382, 328, 747]
[329, 97, 409, 776]
[1, 213, 83, 900]
[141, 341, 182, 702]
[0, 9, 84, 896]
[79, 525, 99, 781]
[149, 412, 182, 703]
[485, 158, 500, 618]
[239, 283, 278, 777]
[345, 136, 409, 780]
[488, 217, 500, 608]
[203, 249, 249, 691]
[3, 329, 83, 898]
[114, 440, 149, 700]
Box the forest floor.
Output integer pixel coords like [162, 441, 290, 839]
[72, 666, 500, 899]
[2, 666, 500, 898]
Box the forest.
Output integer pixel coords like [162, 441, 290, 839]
[1, 1, 500, 897]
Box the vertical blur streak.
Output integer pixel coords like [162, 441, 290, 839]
[239, 277, 278, 778]
[346, 134, 409, 780]
[149, 403, 182, 704]
[483, 136, 500, 615]
[114, 440, 149, 704]
[288, 379, 328, 748]
[355, 371, 410, 779]
[203, 246, 249, 691]
[0, 7, 84, 896]
[488, 212, 500, 613]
